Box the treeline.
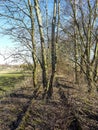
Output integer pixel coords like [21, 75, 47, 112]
[0, 0, 97, 98]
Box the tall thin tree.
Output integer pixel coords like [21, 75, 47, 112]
[47, 0, 57, 98]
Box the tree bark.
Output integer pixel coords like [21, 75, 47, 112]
[47, 0, 57, 98]
[71, 0, 78, 83]
[34, 0, 48, 90]
[28, 0, 37, 88]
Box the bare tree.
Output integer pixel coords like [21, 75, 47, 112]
[0, 0, 38, 88]
[47, 0, 57, 98]
[28, 0, 37, 88]
[69, 0, 97, 92]
[70, 0, 79, 83]
[34, 0, 48, 94]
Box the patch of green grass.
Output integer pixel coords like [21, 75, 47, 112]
[0, 72, 24, 96]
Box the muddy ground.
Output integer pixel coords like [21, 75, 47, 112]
[0, 77, 98, 130]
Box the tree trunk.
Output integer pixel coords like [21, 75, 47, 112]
[34, 0, 48, 90]
[85, 0, 94, 93]
[73, 0, 79, 83]
[28, 0, 37, 88]
[47, 0, 57, 98]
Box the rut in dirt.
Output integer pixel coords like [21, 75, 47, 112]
[9, 88, 38, 130]
[9, 100, 31, 130]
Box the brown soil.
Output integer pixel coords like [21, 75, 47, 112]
[0, 77, 98, 130]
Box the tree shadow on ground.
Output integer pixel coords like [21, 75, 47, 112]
[10, 93, 33, 99]
[56, 83, 75, 89]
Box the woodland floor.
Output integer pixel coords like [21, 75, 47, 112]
[0, 76, 98, 130]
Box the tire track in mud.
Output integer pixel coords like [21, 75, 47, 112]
[10, 100, 32, 130]
[0, 86, 34, 130]
[9, 87, 38, 130]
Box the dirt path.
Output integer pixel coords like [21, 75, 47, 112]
[0, 85, 34, 130]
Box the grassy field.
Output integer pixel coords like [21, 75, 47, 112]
[0, 71, 24, 96]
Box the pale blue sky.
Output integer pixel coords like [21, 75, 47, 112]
[0, 0, 55, 65]
[0, 35, 15, 64]
[0, 35, 14, 48]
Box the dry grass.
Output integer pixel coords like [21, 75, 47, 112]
[0, 63, 98, 130]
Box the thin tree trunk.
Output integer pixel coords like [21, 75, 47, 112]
[93, 44, 98, 82]
[34, 0, 47, 90]
[45, 0, 50, 68]
[45, 0, 49, 47]
[56, 0, 60, 65]
[72, 0, 79, 83]
[91, 40, 98, 82]
[85, 0, 92, 92]
[28, 0, 37, 88]
[47, 0, 57, 98]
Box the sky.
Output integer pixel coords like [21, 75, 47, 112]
[0, 35, 15, 65]
[0, 0, 55, 65]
